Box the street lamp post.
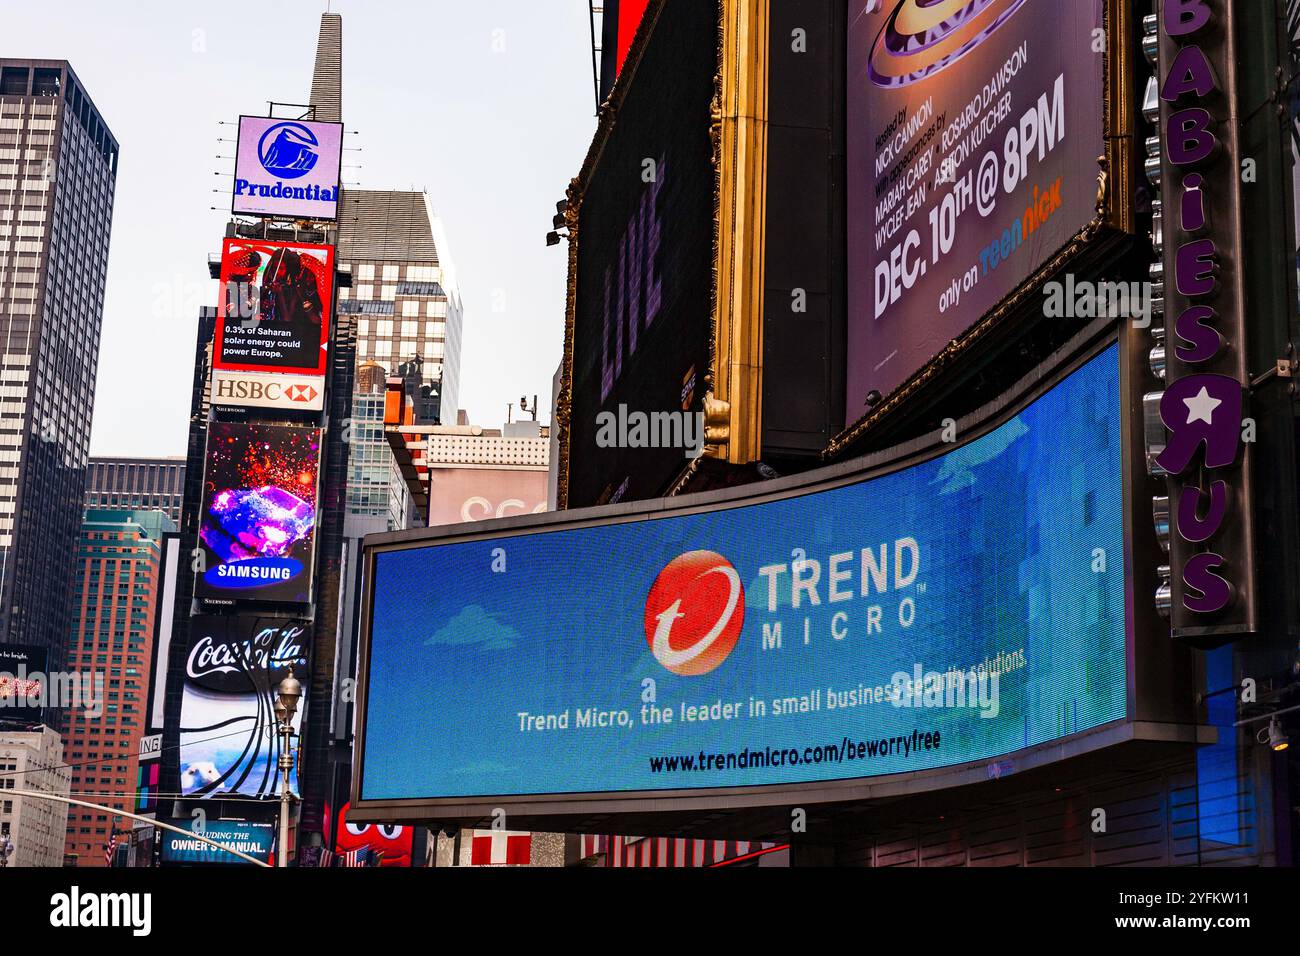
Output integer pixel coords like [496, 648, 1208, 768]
[275, 668, 302, 869]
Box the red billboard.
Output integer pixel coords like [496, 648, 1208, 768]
[214, 238, 334, 379]
[615, 0, 651, 75]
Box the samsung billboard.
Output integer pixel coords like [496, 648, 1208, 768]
[355, 344, 1128, 815]
[232, 115, 342, 221]
[195, 422, 322, 605]
[846, 0, 1106, 415]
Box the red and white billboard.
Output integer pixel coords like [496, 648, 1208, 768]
[214, 239, 334, 400]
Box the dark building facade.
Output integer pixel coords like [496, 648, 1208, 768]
[0, 60, 118, 671]
[85, 457, 186, 525]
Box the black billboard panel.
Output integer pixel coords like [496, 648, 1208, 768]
[568, 0, 719, 508]
[0, 643, 46, 723]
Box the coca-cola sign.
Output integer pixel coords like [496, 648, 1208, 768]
[179, 615, 311, 799]
[185, 617, 308, 694]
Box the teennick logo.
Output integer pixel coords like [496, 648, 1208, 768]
[644, 551, 745, 676]
[868, 0, 1028, 88]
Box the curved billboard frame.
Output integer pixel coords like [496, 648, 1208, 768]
[352, 331, 1139, 825]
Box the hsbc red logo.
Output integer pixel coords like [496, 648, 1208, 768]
[644, 551, 745, 676]
[285, 383, 318, 403]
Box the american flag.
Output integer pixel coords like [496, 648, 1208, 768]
[104, 831, 117, 866]
[341, 847, 363, 868]
[579, 835, 787, 867]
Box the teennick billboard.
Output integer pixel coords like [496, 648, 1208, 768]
[846, 0, 1105, 413]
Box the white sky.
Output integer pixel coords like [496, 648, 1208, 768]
[0, 0, 597, 456]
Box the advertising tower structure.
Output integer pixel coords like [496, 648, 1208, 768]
[158, 13, 356, 862]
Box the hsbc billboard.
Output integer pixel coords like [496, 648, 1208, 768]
[212, 369, 324, 412]
[354, 346, 1129, 815]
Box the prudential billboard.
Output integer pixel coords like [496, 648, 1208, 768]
[357, 346, 1127, 808]
[232, 115, 342, 221]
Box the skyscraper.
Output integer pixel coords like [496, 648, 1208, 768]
[84, 457, 186, 525]
[0, 725, 69, 868]
[346, 361, 412, 527]
[304, 12, 465, 859]
[0, 61, 117, 669]
[336, 189, 464, 424]
[62, 507, 174, 867]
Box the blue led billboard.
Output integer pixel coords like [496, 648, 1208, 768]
[159, 819, 275, 866]
[359, 346, 1127, 802]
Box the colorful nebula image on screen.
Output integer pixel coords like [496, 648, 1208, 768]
[197, 422, 321, 604]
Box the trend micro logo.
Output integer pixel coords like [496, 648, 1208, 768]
[868, 0, 1028, 89]
[257, 122, 320, 179]
[644, 551, 745, 676]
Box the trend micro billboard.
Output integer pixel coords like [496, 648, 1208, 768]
[195, 422, 322, 605]
[356, 345, 1126, 809]
[847, 0, 1105, 414]
[232, 115, 342, 221]
[213, 238, 334, 412]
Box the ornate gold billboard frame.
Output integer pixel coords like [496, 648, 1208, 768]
[557, 0, 1134, 508]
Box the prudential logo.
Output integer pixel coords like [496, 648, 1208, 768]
[257, 122, 320, 179]
[644, 551, 745, 676]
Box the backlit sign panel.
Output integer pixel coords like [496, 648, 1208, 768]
[846, 0, 1106, 413]
[215, 238, 334, 381]
[357, 346, 1127, 807]
[1153, 0, 1257, 646]
[232, 115, 342, 221]
[178, 616, 309, 799]
[159, 819, 276, 865]
[0, 643, 46, 723]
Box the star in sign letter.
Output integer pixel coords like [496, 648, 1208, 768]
[1183, 386, 1222, 426]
